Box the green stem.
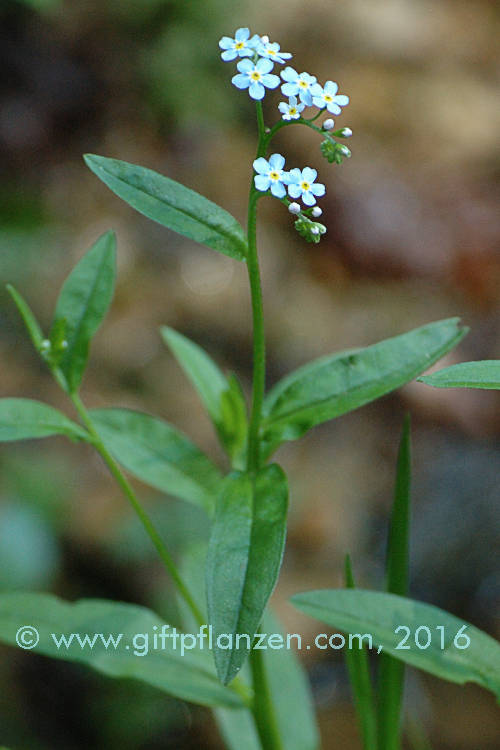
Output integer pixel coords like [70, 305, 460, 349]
[263, 116, 332, 147]
[250, 646, 284, 750]
[245, 101, 284, 750]
[246, 101, 267, 474]
[70, 392, 252, 707]
[70, 392, 205, 626]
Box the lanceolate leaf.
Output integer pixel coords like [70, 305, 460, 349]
[0, 593, 242, 709]
[261, 318, 467, 453]
[161, 327, 248, 467]
[378, 415, 412, 750]
[6, 284, 44, 349]
[291, 590, 500, 700]
[90, 408, 222, 515]
[0, 399, 88, 442]
[216, 612, 320, 750]
[418, 360, 500, 390]
[343, 556, 377, 750]
[178, 543, 319, 750]
[84, 155, 247, 261]
[52, 231, 116, 392]
[206, 465, 288, 685]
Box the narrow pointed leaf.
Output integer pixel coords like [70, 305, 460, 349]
[291, 590, 500, 700]
[206, 465, 288, 684]
[90, 408, 222, 515]
[216, 611, 320, 750]
[84, 155, 247, 261]
[0, 593, 243, 708]
[343, 556, 377, 750]
[378, 415, 411, 750]
[418, 360, 500, 390]
[262, 319, 467, 453]
[178, 544, 318, 750]
[161, 327, 248, 466]
[52, 230, 116, 392]
[6, 284, 44, 349]
[0, 399, 88, 442]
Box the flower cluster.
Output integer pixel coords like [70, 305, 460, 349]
[219, 28, 354, 243]
[253, 155, 325, 207]
[219, 28, 349, 123]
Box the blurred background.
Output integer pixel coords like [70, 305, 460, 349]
[0, 0, 499, 747]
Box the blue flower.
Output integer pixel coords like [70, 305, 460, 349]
[278, 96, 304, 121]
[280, 67, 317, 105]
[310, 81, 349, 115]
[232, 58, 280, 100]
[219, 28, 260, 61]
[253, 153, 289, 198]
[256, 39, 292, 65]
[286, 167, 326, 206]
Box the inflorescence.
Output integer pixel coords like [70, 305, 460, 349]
[219, 27, 353, 243]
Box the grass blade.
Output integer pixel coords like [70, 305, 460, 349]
[377, 415, 411, 750]
[343, 555, 378, 750]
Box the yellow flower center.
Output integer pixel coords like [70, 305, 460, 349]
[269, 171, 280, 181]
[289, 108, 297, 115]
[268, 49, 276, 55]
[251, 71, 261, 81]
[301, 182, 311, 191]
[324, 94, 333, 102]
[299, 80, 308, 88]
[235, 42, 244, 50]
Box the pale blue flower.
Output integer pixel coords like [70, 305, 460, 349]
[310, 80, 349, 115]
[232, 58, 280, 100]
[280, 67, 317, 105]
[253, 153, 289, 198]
[256, 39, 292, 65]
[286, 167, 325, 206]
[278, 96, 304, 121]
[219, 28, 260, 61]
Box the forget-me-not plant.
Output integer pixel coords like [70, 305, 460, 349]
[1, 23, 496, 750]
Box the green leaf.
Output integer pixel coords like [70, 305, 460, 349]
[216, 611, 320, 750]
[178, 544, 319, 750]
[6, 284, 44, 349]
[161, 327, 247, 467]
[418, 360, 500, 390]
[343, 556, 377, 750]
[0, 592, 243, 709]
[262, 318, 467, 454]
[90, 408, 222, 515]
[0, 399, 88, 442]
[52, 230, 116, 392]
[84, 155, 247, 261]
[291, 590, 500, 700]
[378, 415, 412, 750]
[206, 465, 288, 684]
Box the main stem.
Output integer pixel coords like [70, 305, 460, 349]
[246, 101, 267, 474]
[246, 100, 284, 750]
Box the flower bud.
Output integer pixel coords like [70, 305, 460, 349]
[294, 216, 327, 243]
[261, 35, 269, 44]
[311, 206, 322, 218]
[340, 127, 352, 137]
[288, 202, 301, 214]
[323, 119, 335, 131]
